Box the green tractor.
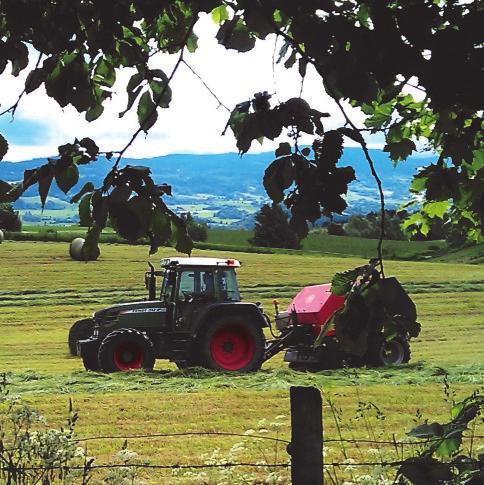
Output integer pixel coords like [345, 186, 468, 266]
[72, 257, 267, 372]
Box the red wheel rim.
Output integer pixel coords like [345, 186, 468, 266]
[210, 324, 255, 371]
[113, 342, 144, 371]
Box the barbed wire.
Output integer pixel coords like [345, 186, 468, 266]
[2, 462, 290, 472]
[74, 430, 291, 444]
[2, 431, 482, 454]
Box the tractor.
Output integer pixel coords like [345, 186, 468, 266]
[71, 257, 417, 372]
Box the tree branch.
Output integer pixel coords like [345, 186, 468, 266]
[333, 97, 386, 276]
[181, 60, 230, 112]
[0, 51, 44, 118]
[263, 11, 387, 274]
[111, 11, 201, 172]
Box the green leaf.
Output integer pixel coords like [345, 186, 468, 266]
[25, 67, 46, 93]
[0, 134, 8, 161]
[471, 148, 484, 171]
[384, 139, 416, 162]
[86, 104, 104, 122]
[149, 79, 172, 108]
[357, 4, 370, 28]
[78, 194, 92, 226]
[55, 164, 79, 194]
[94, 59, 116, 88]
[38, 169, 54, 209]
[408, 422, 444, 439]
[338, 127, 364, 145]
[119, 85, 143, 118]
[82, 224, 101, 261]
[216, 17, 256, 53]
[435, 437, 460, 459]
[423, 200, 449, 219]
[171, 221, 193, 255]
[79, 137, 99, 158]
[109, 185, 132, 203]
[211, 5, 229, 24]
[186, 32, 198, 53]
[275, 142, 291, 157]
[411, 175, 428, 193]
[331, 268, 360, 296]
[150, 207, 172, 254]
[137, 91, 158, 132]
[70, 182, 94, 204]
[263, 156, 294, 204]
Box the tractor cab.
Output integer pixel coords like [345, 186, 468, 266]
[157, 257, 242, 305]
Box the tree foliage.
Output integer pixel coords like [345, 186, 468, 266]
[183, 212, 208, 242]
[0, 0, 482, 256]
[250, 203, 301, 249]
[345, 210, 406, 241]
[0, 202, 21, 231]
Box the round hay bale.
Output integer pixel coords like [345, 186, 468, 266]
[0, 229, 4, 244]
[69, 237, 100, 261]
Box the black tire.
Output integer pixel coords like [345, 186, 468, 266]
[98, 329, 155, 373]
[68, 318, 95, 356]
[199, 315, 265, 373]
[82, 346, 100, 371]
[365, 334, 410, 367]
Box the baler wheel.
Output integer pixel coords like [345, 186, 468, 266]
[200, 316, 265, 372]
[366, 334, 410, 367]
[68, 318, 94, 356]
[98, 329, 155, 372]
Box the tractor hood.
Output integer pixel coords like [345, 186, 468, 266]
[94, 301, 164, 320]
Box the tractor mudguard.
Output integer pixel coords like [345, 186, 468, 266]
[193, 302, 267, 337]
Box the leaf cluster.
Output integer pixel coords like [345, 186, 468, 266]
[0, 0, 482, 247]
[398, 392, 484, 485]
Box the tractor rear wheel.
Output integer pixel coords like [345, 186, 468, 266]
[68, 318, 94, 356]
[365, 334, 410, 367]
[98, 329, 155, 372]
[200, 316, 265, 372]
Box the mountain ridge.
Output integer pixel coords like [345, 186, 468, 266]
[1, 148, 436, 226]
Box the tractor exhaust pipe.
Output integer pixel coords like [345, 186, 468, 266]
[146, 262, 157, 300]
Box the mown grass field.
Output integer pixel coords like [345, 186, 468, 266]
[1, 240, 483, 483]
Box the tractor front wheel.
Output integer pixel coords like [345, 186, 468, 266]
[366, 335, 410, 367]
[200, 316, 265, 372]
[98, 329, 155, 372]
[68, 318, 94, 356]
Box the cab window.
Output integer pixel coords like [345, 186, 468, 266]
[177, 269, 215, 300]
[217, 269, 240, 301]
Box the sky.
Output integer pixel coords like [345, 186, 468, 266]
[0, 13, 385, 162]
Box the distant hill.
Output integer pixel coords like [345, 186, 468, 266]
[1, 148, 436, 226]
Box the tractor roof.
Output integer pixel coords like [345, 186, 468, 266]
[160, 257, 241, 268]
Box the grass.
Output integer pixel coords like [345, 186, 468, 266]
[207, 228, 449, 260]
[0, 240, 483, 482]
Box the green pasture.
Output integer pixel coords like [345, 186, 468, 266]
[0, 240, 483, 482]
[207, 228, 449, 260]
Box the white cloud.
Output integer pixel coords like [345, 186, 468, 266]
[1, 14, 373, 162]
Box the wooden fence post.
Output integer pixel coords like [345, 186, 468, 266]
[289, 386, 323, 485]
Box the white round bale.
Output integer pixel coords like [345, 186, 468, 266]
[0, 229, 4, 244]
[69, 237, 100, 261]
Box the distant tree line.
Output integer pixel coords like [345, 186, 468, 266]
[328, 210, 468, 246]
[250, 204, 470, 250]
